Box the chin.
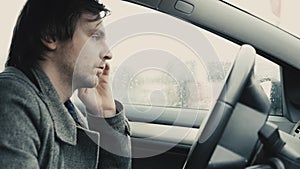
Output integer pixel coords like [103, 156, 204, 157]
[72, 76, 97, 89]
[85, 77, 98, 88]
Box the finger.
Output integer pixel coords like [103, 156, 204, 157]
[102, 63, 110, 76]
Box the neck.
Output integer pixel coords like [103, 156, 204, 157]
[39, 61, 72, 103]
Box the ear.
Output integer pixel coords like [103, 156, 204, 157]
[41, 37, 57, 50]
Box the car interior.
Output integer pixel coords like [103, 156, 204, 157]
[74, 0, 300, 169]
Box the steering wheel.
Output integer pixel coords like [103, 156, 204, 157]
[183, 44, 256, 169]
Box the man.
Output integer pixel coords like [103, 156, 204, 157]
[0, 0, 131, 168]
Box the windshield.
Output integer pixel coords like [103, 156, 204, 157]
[224, 0, 300, 38]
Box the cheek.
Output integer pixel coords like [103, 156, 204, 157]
[75, 51, 99, 73]
[81, 40, 101, 55]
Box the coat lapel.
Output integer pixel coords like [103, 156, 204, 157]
[31, 66, 77, 145]
[62, 127, 100, 169]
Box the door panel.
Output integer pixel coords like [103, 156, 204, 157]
[129, 117, 198, 169]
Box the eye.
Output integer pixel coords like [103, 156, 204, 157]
[91, 33, 101, 41]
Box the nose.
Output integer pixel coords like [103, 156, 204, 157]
[101, 43, 112, 61]
[103, 50, 112, 60]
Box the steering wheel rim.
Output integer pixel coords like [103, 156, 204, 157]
[183, 44, 256, 169]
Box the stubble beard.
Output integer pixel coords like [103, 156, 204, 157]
[72, 66, 99, 90]
[57, 56, 75, 91]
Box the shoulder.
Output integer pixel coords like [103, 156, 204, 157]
[0, 67, 43, 129]
[0, 68, 44, 159]
[0, 67, 38, 98]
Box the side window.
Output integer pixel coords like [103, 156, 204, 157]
[107, 5, 239, 111]
[0, 1, 27, 72]
[105, 0, 282, 117]
[255, 56, 282, 116]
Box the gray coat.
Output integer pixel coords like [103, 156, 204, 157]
[0, 66, 131, 169]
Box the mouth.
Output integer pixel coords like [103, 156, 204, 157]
[96, 64, 105, 77]
[97, 63, 106, 70]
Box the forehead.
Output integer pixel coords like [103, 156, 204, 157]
[78, 13, 103, 30]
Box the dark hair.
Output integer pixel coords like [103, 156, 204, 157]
[6, 0, 110, 70]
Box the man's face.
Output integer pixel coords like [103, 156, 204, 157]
[57, 13, 112, 89]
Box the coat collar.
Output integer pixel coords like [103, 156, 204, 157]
[30, 65, 77, 145]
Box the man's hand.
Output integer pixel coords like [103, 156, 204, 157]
[78, 63, 116, 117]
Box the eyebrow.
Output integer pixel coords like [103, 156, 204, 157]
[82, 17, 105, 35]
[83, 14, 102, 22]
[82, 15, 103, 27]
[95, 20, 103, 29]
